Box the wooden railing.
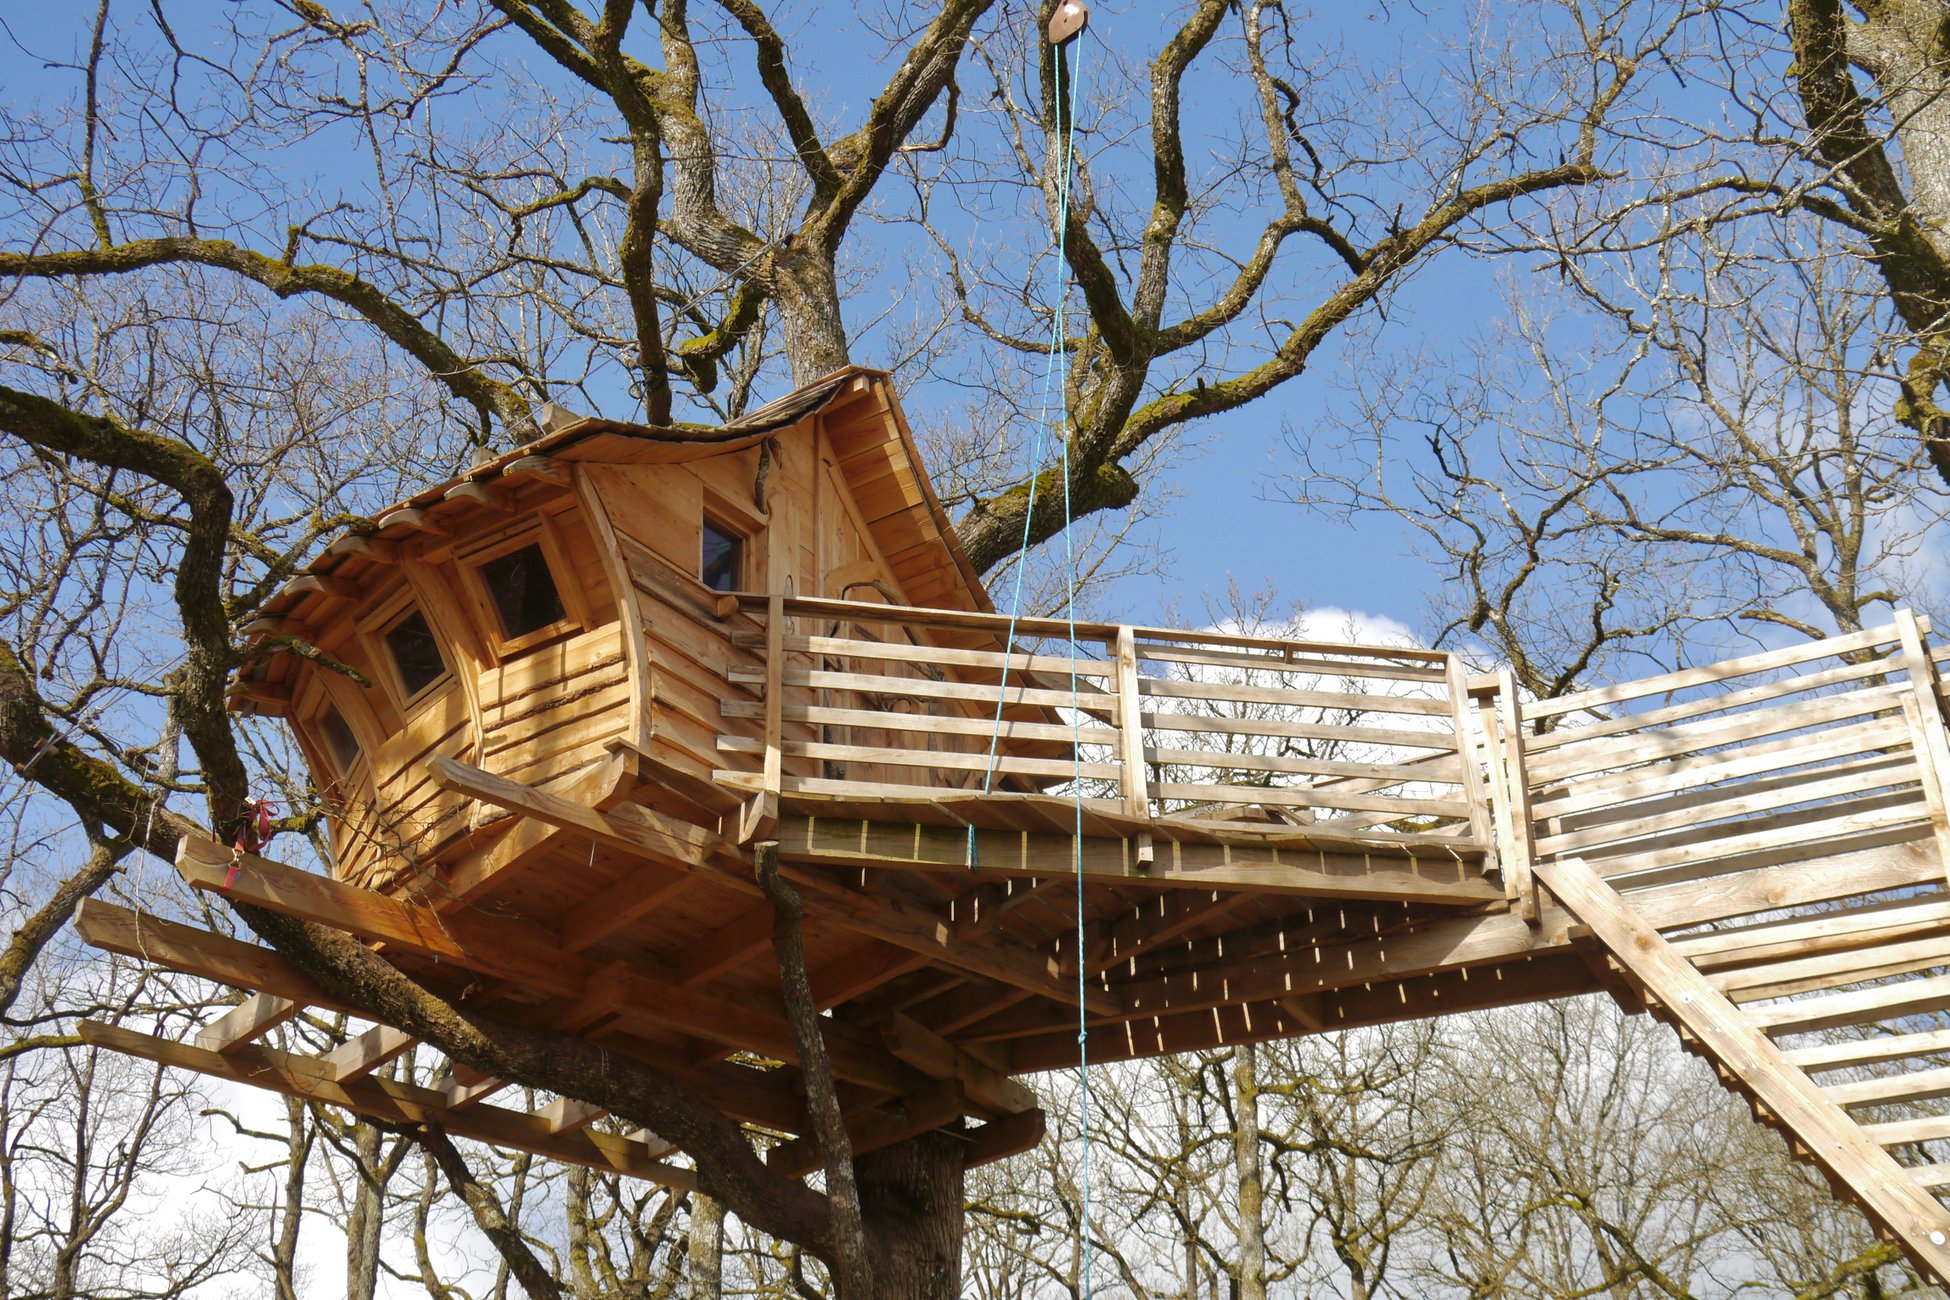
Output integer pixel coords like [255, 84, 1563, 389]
[715, 594, 1482, 846]
[713, 596, 1950, 907]
[1515, 612, 1950, 901]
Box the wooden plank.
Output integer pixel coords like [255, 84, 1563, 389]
[1745, 970, 1950, 1036]
[1527, 624, 1894, 719]
[1532, 854, 1950, 1283]
[735, 593, 1451, 665]
[961, 1108, 1047, 1169]
[323, 1025, 417, 1082]
[1137, 673, 1454, 718]
[1896, 609, 1950, 885]
[1528, 691, 1908, 791]
[1492, 671, 1538, 922]
[716, 734, 1121, 783]
[740, 592, 786, 843]
[1113, 625, 1154, 866]
[176, 836, 584, 999]
[1789, 1028, 1950, 1074]
[1538, 753, 1917, 857]
[767, 631, 1115, 681]
[1823, 1065, 1950, 1110]
[1588, 794, 1929, 883]
[440, 754, 642, 901]
[880, 1012, 1037, 1117]
[1673, 896, 1950, 969]
[428, 756, 717, 869]
[78, 1021, 695, 1189]
[557, 867, 693, 955]
[1134, 640, 1447, 683]
[196, 993, 299, 1053]
[777, 817, 1501, 906]
[1526, 653, 1896, 755]
[765, 1081, 966, 1179]
[1712, 935, 1950, 1000]
[672, 903, 776, 987]
[1445, 659, 1496, 892]
[721, 699, 1115, 748]
[76, 899, 349, 1010]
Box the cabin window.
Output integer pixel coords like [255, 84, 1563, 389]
[701, 516, 745, 593]
[318, 704, 362, 776]
[382, 607, 448, 702]
[480, 542, 569, 641]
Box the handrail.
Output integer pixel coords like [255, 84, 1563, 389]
[718, 599, 1950, 899]
[718, 592, 1481, 850]
[728, 592, 1453, 666]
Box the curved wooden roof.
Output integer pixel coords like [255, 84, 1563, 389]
[235, 367, 991, 692]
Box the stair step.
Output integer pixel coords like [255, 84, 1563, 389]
[1748, 971, 1950, 1037]
[1861, 1114, 1950, 1148]
[1678, 895, 1950, 972]
[1715, 935, 1950, 1001]
[1824, 1065, 1950, 1109]
[1909, 1164, 1950, 1190]
[1787, 1028, 1950, 1074]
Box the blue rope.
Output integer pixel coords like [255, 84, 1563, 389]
[960, 30, 1096, 1297]
[968, 32, 1088, 871]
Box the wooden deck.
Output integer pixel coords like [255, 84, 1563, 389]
[74, 600, 1950, 1283]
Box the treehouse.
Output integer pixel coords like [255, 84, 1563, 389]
[73, 368, 1950, 1284]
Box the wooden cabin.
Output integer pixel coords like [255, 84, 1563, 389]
[231, 368, 1034, 892]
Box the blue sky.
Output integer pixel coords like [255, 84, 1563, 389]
[0, 1, 1826, 653]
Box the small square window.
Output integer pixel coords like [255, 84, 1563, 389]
[702, 518, 744, 593]
[319, 705, 361, 775]
[480, 542, 568, 640]
[383, 608, 447, 700]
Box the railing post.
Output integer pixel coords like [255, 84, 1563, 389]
[1113, 625, 1154, 866]
[1893, 610, 1950, 883]
[1466, 668, 1539, 925]
[739, 593, 785, 843]
[1447, 656, 1495, 855]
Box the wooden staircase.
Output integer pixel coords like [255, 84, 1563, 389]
[1543, 856, 1950, 1281]
[1512, 610, 1950, 1283]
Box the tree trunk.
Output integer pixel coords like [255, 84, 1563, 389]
[346, 1121, 386, 1300]
[855, 1129, 966, 1299]
[1851, 0, 1950, 266]
[687, 1193, 724, 1299]
[772, 247, 851, 383]
[1233, 1043, 1267, 1300]
[271, 1098, 311, 1300]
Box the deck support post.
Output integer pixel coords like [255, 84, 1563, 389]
[1894, 611, 1950, 885]
[1468, 669, 1539, 924]
[740, 593, 786, 843]
[1112, 625, 1154, 865]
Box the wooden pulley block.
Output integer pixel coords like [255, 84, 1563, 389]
[1047, 0, 1088, 45]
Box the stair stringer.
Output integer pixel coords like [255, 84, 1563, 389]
[1536, 855, 1950, 1286]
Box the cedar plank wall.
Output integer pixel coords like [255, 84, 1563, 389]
[297, 486, 631, 891]
[584, 396, 991, 800]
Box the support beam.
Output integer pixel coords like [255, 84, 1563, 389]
[196, 992, 299, 1053]
[323, 1026, 417, 1082]
[434, 765, 1112, 1014]
[79, 1021, 698, 1190]
[174, 840, 943, 1100]
[428, 756, 718, 871]
[777, 816, 1501, 905]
